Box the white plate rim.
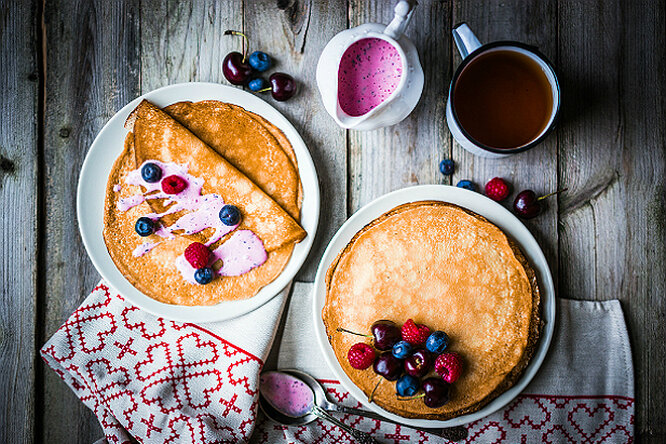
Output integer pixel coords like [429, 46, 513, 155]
[312, 184, 555, 428]
[77, 82, 320, 323]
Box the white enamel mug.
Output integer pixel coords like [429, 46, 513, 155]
[446, 23, 561, 158]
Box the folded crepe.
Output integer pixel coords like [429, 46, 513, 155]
[127, 100, 305, 251]
[103, 100, 304, 305]
[163, 100, 302, 220]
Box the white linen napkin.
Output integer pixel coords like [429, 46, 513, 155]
[252, 282, 635, 443]
[41, 281, 289, 444]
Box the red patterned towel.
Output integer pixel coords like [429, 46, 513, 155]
[41, 282, 288, 444]
[254, 283, 635, 443]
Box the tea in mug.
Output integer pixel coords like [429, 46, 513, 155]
[453, 50, 554, 149]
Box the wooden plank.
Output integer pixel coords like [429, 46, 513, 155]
[41, 1, 141, 442]
[348, 0, 452, 213]
[140, 0, 243, 90]
[0, 1, 39, 442]
[451, 0, 559, 277]
[244, 0, 348, 281]
[558, 0, 666, 439]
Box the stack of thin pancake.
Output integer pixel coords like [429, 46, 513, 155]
[103, 100, 305, 306]
[323, 201, 541, 419]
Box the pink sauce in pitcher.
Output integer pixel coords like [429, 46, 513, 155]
[337, 37, 403, 117]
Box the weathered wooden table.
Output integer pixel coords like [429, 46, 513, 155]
[2, 0, 664, 442]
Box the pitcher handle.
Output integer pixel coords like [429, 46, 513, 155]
[452, 23, 482, 58]
[384, 0, 417, 40]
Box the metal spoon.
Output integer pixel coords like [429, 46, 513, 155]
[259, 370, 379, 443]
[259, 369, 467, 442]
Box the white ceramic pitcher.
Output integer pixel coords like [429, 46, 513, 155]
[316, 0, 424, 131]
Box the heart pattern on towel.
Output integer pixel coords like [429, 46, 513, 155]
[41, 283, 262, 444]
[254, 382, 635, 444]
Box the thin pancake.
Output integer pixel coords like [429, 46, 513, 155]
[103, 135, 296, 305]
[242, 108, 303, 211]
[127, 100, 305, 251]
[164, 100, 301, 220]
[322, 201, 540, 419]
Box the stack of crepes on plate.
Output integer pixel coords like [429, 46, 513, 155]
[103, 100, 305, 305]
[323, 201, 541, 420]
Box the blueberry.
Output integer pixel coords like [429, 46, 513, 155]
[439, 159, 455, 176]
[248, 51, 272, 72]
[134, 217, 154, 237]
[396, 374, 420, 397]
[219, 204, 241, 226]
[194, 267, 214, 285]
[248, 78, 266, 92]
[141, 162, 162, 183]
[456, 180, 476, 191]
[392, 340, 413, 360]
[425, 331, 450, 354]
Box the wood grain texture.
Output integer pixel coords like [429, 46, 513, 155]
[0, 1, 39, 442]
[41, 1, 141, 441]
[244, 0, 348, 280]
[24, 1, 666, 441]
[451, 0, 559, 279]
[558, 0, 666, 439]
[140, 0, 242, 90]
[348, 0, 452, 213]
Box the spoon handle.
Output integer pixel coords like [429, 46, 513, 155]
[327, 404, 468, 441]
[311, 405, 380, 444]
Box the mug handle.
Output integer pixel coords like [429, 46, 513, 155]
[452, 23, 482, 58]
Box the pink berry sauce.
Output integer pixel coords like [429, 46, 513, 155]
[260, 371, 314, 418]
[337, 37, 403, 117]
[117, 160, 268, 281]
[175, 230, 268, 283]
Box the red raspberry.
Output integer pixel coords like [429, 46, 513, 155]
[162, 175, 188, 194]
[401, 319, 431, 346]
[184, 242, 210, 269]
[485, 177, 510, 201]
[435, 352, 463, 383]
[347, 343, 376, 370]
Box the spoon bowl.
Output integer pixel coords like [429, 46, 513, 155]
[259, 369, 381, 443]
[258, 392, 316, 426]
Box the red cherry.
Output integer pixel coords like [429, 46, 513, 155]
[513, 190, 541, 219]
[269, 73, 296, 101]
[371, 320, 401, 351]
[513, 188, 567, 219]
[422, 378, 450, 408]
[223, 30, 253, 85]
[373, 352, 403, 381]
[404, 349, 432, 378]
[223, 52, 252, 85]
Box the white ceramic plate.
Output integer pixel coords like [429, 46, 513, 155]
[312, 185, 555, 428]
[78, 82, 319, 322]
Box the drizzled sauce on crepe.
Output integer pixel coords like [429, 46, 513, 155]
[116, 159, 268, 281]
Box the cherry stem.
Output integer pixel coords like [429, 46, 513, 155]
[224, 30, 249, 62]
[397, 393, 425, 401]
[336, 327, 372, 338]
[257, 87, 272, 93]
[368, 377, 382, 403]
[537, 188, 569, 202]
